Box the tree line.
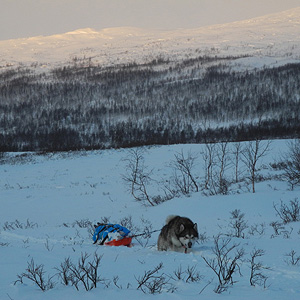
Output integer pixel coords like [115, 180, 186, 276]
[0, 57, 299, 151]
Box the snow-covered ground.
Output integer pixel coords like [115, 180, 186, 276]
[1, 140, 300, 300]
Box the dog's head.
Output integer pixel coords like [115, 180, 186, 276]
[178, 223, 198, 249]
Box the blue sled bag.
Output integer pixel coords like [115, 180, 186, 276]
[93, 223, 131, 246]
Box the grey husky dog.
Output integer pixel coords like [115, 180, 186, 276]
[157, 215, 198, 253]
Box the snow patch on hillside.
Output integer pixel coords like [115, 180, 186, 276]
[0, 7, 299, 71]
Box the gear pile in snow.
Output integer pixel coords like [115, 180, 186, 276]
[93, 223, 131, 246]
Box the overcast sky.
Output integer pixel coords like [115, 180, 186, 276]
[1, 0, 299, 41]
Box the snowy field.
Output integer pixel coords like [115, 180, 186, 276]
[1, 140, 300, 300]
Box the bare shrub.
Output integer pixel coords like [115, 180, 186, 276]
[162, 179, 181, 199]
[112, 276, 123, 289]
[71, 252, 107, 290]
[55, 257, 73, 286]
[15, 258, 55, 291]
[202, 142, 232, 195]
[273, 198, 300, 224]
[119, 215, 136, 231]
[202, 143, 216, 191]
[72, 218, 93, 229]
[202, 235, 244, 293]
[169, 150, 199, 195]
[56, 252, 107, 291]
[282, 139, 300, 189]
[214, 142, 231, 195]
[269, 221, 293, 238]
[100, 216, 111, 224]
[172, 265, 185, 281]
[241, 140, 271, 193]
[198, 231, 209, 244]
[184, 266, 202, 283]
[248, 223, 266, 236]
[44, 238, 54, 251]
[122, 148, 154, 206]
[136, 263, 174, 294]
[118, 216, 153, 247]
[232, 142, 243, 183]
[248, 248, 269, 287]
[151, 193, 174, 205]
[269, 221, 285, 236]
[284, 250, 300, 266]
[0, 242, 9, 246]
[3, 219, 38, 231]
[171, 265, 202, 283]
[133, 217, 154, 248]
[228, 209, 248, 238]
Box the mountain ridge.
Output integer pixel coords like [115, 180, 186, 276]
[2, 6, 300, 41]
[0, 7, 299, 70]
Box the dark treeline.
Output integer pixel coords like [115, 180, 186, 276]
[0, 57, 299, 151]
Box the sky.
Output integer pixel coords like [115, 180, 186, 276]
[1, 0, 300, 41]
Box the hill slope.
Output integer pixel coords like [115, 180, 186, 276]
[1, 140, 300, 299]
[0, 8, 299, 151]
[0, 7, 299, 69]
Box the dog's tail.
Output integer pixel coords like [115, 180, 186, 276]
[165, 215, 178, 225]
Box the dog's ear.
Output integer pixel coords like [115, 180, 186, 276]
[180, 224, 185, 232]
[193, 223, 198, 231]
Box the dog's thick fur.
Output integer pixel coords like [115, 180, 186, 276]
[157, 215, 198, 253]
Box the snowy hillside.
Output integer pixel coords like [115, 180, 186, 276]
[1, 140, 300, 299]
[0, 7, 299, 70]
[0, 7, 300, 152]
